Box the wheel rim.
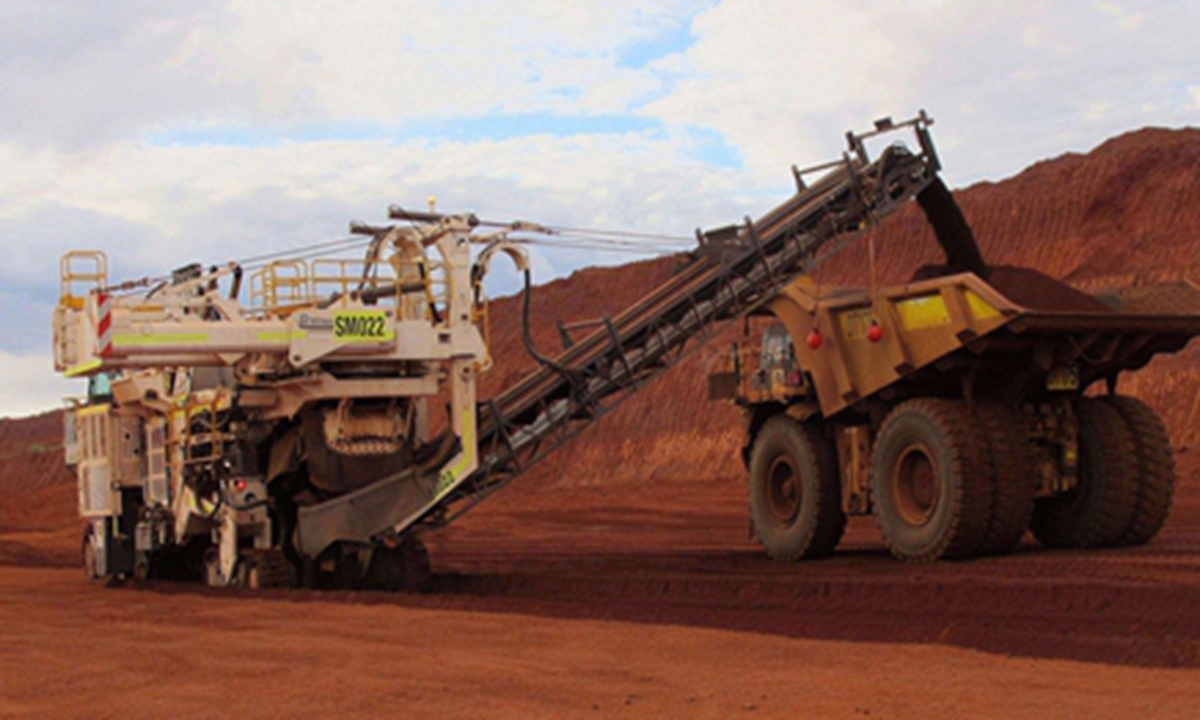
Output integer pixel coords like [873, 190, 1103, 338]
[766, 455, 801, 524]
[891, 443, 939, 526]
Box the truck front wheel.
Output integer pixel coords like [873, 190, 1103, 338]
[872, 399, 994, 562]
[748, 416, 845, 561]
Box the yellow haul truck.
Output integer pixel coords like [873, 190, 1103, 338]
[713, 214, 1200, 562]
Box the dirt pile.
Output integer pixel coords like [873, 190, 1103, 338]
[0, 411, 76, 565]
[0, 411, 71, 495]
[823, 127, 1200, 287]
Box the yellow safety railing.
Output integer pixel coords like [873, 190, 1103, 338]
[312, 258, 399, 308]
[248, 251, 454, 323]
[249, 260, 313, 311]
[60, 251, 108, 309]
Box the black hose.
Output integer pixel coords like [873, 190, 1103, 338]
[520, 269, 571, 374]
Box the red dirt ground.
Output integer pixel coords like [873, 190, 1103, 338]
[4, 129, 1200, 716]
[3, 431, 1200, 717]
[3, 563, 1200, 720]
[3, 473, 1200, 718]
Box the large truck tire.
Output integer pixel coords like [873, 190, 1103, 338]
[973, 403, 1037, 555]
[1031, 398, 1138, 548]
[1104, 395, 1175, 546]
[871, 399, 994, 562]
[748, 416, 846, 561]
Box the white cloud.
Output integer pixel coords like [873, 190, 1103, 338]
[642, 0, 1200, 185]
[208, 0, 711, 121]
[4, 0, 1200, 416]
[1, 131, 749, 260]
[0, 1, 711, 149]
[644, 1, 929, 177]
[0, 352, 81, 419]
[1098, 2, 1144, 30]
[1085, 102, 1111, 121]
[0, 2, 242, 149]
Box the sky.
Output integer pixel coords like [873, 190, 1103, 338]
[2, 0, 1198, 418]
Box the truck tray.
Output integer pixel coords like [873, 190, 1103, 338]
[775, 268, 1200, 418]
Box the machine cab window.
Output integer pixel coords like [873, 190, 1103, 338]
[760, 324, 796, 371]
[87, 372, 114, 403]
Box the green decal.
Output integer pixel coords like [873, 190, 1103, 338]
[435, 469, 456, 496]
[332, 310, 394, 342]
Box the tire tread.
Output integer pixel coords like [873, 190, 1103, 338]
[974, 403, 1036, 555]
[1031, 399, 1138, 548]
[1104, 395, 1175, 546]
[871, 399, 993, 563]
[749, 415, 846, 561]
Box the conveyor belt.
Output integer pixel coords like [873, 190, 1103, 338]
[432, 144, 939, 525]
[296, 127, 943, 555]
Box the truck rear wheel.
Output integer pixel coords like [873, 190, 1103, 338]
[1031, 398, 1138, 548]
[871, 399, 993, 562]
[974, 403, 1036, 555]
[748, 416, 845, 561]
[1104, 395, 1175, 546]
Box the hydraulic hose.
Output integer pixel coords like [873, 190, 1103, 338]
[520, 269, 572, 374]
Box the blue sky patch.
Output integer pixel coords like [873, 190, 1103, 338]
[144, 113, 665, 147]
[617, 21, 696, 70]
[685, 126, 743, 168]
[427, 113, 660, 142]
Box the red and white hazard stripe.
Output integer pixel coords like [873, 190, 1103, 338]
[96, 293, 113, 358]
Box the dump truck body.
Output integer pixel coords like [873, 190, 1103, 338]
[749, 270, 1200, 419]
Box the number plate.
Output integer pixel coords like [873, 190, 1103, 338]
[332, 310, 394, 342]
